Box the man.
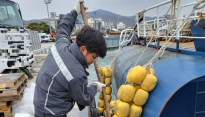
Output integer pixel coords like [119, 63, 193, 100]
[33, 0, 107, 117]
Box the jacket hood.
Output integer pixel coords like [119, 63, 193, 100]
[69, 42, 88, 68]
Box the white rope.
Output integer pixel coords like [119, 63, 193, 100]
[111, 0, 205, 70]
[158, 0, 205, 59]
[134, 4, 173, 66]
[159, 3, 177, 58]
[124, 5, 173, 84]
[194, 0, 205, 10]
[144, 10, 196, 68]
[144, 0, 205, 68]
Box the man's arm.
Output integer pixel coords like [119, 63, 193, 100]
[68, 76, 97, 107]
[55, 10, 77, 42]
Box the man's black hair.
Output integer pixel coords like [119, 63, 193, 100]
[76, 26, 107, 58]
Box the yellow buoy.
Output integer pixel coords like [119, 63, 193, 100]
[99, 93, 103, 100]
[131, 66, 147, 84]
[133, 89, 149, 106]
[105, 68, 112, 77]
[126, 68, 134, 84]
[99, 94, 111, 102]
[101, 76, 105, 83]
[105, 86, 112, 95]
[116, 101, 130, 117]
[146, 68, 155, 76]
[121, 85, 136, 102]
[109, 101, 116, 110]
[105, 77, 112, 85]
[103, 110, 107, 116]
[141, 74, 157, 92]
[97, 107, 104, 115]
[117, 85, 126, 100]
[114, 100, 122, 114]
[98, 100, 104, 108]
[106, 95, 112, 102]
[100, 67, 106, 76]
[129, 104, 142, 117]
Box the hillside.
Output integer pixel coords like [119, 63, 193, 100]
[23, 9, 157, 27]
[23, 19, 42, 25]
[77, 9, 155, 27]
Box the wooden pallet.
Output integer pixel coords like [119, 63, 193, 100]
[0, 76, 27, 97]
[0, 102, 12, 117]
[0, 73, 25, 89]
[0, 87, 25, 102]
[0, 77, 27, 101]
[0, 91, 24, 102]
[0, 101, 12, 111]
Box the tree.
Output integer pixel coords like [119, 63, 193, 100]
[106, 29, 110, 34]
[26, 21, 55, 33]
[74, 30, 80, 36]
[103, 33, 106, 36]
[26, 23, 39, 31]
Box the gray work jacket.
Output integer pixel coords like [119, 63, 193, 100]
[33, 10, 97, 116]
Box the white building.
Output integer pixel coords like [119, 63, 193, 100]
[75, 19, 83, 30]
[95, 18, 103, 26]
[88, 18, 94, 27]
[117, 22, 126, 29]
[87, 18, 104, 31]
[104, 22, 114, 30]
[88, 18, 104, 27]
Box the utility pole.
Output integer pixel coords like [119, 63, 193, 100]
[93, 10, 97, 30]
[44, 0, 52, 34]
[117, 16, 119, 29]
[109, 18, 110, 30]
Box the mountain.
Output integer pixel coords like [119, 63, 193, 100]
[23, 19, 42, 25]
[77, 9, 155, 27]
[23, 9, 158, 27]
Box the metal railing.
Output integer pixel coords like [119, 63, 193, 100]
[119, 0, 205, 57]
[31, 46, 51, 69]
[119, 29, 134, 48]
[136, 0, 205, 39]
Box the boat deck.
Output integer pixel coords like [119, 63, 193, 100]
[141, 40, 196, 50]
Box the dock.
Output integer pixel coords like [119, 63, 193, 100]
[104, 35, 120, 49]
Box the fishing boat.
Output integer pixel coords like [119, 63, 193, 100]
[90, 0, 205, 117]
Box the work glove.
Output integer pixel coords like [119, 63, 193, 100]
[74, 0, 88, 14]
[93, 82, 106, 93]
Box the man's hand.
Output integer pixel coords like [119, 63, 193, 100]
[93, 82, 106, 93]
[74, 0, 88, 14]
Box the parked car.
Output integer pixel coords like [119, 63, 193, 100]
[39, 33, 50, 42]
[48, 35, 53, 41]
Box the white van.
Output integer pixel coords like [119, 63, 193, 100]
[48, 35, 53, 41]
[39, 33, 50, 42]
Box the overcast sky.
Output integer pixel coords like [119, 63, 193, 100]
[13, 0, 199, 20]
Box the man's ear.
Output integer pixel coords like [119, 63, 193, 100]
[79, 46, 87, 55]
